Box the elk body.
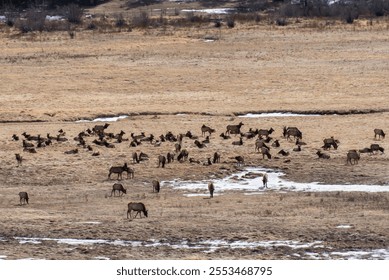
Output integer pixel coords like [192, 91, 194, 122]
[127, 202, 148, 219]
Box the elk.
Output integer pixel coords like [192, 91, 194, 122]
[370, 144, 385, 154]
[208, 182, 215, 198]
[19, 192, 29, 205]
[127, 202, 148, 219]
[12, 134, 19, 141]
[374, 128, 385, 140]
[271, 140, 280, 148]
[260, 147, 272, 159]
[232, 137, 243, 146]
[283, 127, 302, 140]
[64, 149, 78, 154]
[359, 147, 373, 154]
[226, 122, 244, 136]
[234, 156, 244, 166]
[108, 163, 132, 180]
[152, 180, 160, 193]
[213, 152, 221, 163]
[322, 137, 339, 150]
[347, 150, 360, 165]
[255, 139, 269, 152]
[15, 153, 23, 167]
[132, 152, 140, 164]
[293, 145, 302, 152]
[262, 173, 268, 189]
[219, 133, 231, 140]
[258, 128, 274, 138]
[316, 150, 330, 159]
[177, 149, 189, 162]
[194, 140, 206, 148]
[278, 150, 289, 157]
[158, 155, 166, 168]
[201, 125, 215, 136]
[93, 123, 110, 134]
[175, 143, 182, 153]
[110, 183, 127, 197]
[166, 152, 174, 163]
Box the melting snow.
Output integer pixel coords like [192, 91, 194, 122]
[76, 115, 128, 123]
[238, 113, 321, 118]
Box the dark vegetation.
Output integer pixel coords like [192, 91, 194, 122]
[0, 0, 388, 33]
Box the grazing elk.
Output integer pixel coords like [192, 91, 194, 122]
[322, 137, 339, 150]
[127, 202, 148, 219]
[316, 150, 330, 159]
[347, 150, 360, 165]
[19, 192, 29, 205]
[201, 125, 215, 136]
[15, 153, 23, 167]
[283, 127, 302, 141]
[208, 182, 215, 198]
[152, 180, 160, 193]
[158, 155, 166, 168]
[110, 183, 127, 197]
[213, 152, 221, 163]
[226, 122, 244, 136]
[108, 163, 132, 180]
[370, 144, 385, 154]
[374, 128, 385, 140]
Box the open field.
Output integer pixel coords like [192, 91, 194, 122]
[0, 10, 388, 259]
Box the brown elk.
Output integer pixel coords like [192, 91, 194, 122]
[258, 128, 274, 138]
[19, 192, 29, 205]
[283, 127, 302, 141]
[110, 183, 127, 197]
[201, 125, 215, 136]
[213, 152, 221, 163]
[374, 128, 385, 140]
[208, 182, 215, 198]
[262, 173, 268, 188]
[158, 155, 166, 168]
[108, 163, 132, 180]
[347, 150, 360, 165]
[127, 202, 148, 219]
[152, 180, 160, 193]
[15, 154, 23, 167]
[316, 150, 330, 159]
[226, 122, 244, 136]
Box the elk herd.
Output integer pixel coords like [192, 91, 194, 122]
[9, 118, 386, 220]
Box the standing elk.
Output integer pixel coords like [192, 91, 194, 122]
[201, 125, 215, 136]
[108, 163, 132, 180]
[152, 180, 160, 193]
[226, 122, 244, 136]
[262, 173, 268, 189]
[15, 154, 23, 167]
[127, 202, 148, 219]
[347, 150, 360, 165]
[370, 144, 385, 154]
[374, 128, 385, 140]
[322, 137, 339, 150]
[158, 155, 166, 168]
[213, 152, 221, 163]
[283, 127, 302, 140]
[258, 128, 274, 138]
[208, 182, 215, 198]
[19, 192, 29, 205]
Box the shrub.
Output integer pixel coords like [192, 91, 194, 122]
[131, 11, 150, 28]
[276, 18, 287, 26]
[65, 4, 83, 24]
[226, 17, 235, 28]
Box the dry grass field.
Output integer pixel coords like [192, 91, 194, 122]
[0, 3, 388, 259]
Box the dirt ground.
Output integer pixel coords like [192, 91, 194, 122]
[0, 8, 388, 259]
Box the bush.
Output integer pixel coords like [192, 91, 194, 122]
[131, 11, 150, 28]
[64, 4, 83, 24]
[226, 17, 235, 28]
[276, 18, 287, 26]
[16, 9, 46, 33]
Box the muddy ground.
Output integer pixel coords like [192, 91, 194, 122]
[0, 12, 388, 259]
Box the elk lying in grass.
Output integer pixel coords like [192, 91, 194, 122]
[226, 122, 244, 136]
[201, 125, 215, 136]
[19, 192, 29, 205]
[127, 202, 148, 219]
[208, 182, 215, 198]
[219, 133, 231, 140]
[110, 183, 127, 197]
[64, 149, 78, 154]
[347, 150, 360, 165]
[374, 128, 385, 140]
[278, 150, 289, 157]
[272, 140, 280, 148]
[316, 150, 330, 159]
[232, 137, 243, 146]
[194, 140, 206, 148]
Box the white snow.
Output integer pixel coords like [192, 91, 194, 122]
[181, 8, 235, 14]
[76, 115, 128, 123]
[238, 113, 321, 118]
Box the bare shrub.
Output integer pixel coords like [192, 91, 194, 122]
[276, 17, 287, 26]
[131, 11, 150, 28]
[115, 13, 126, 28]
[16, 9, 46, 33]
[226, 16, 235, 28]
[64, 4, 83, 24]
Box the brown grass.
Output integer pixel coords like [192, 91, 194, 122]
[0, 10, 388, 259]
